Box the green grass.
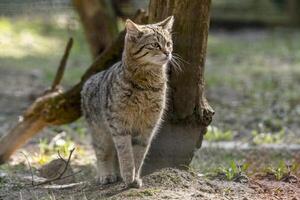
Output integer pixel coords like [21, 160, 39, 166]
[204, 126, 234, 142]
[265, 160, 300, 181]
[206, 29, 300, 142]
[212, 0, 290, 24]
[251, 129, 285, 145]
[190, 147, 298, 176]
[212, 160, 249, 181]
[0, 15, 91, 87]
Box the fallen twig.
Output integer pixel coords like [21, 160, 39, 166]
[34, 148, 76, 186]
[57, 150, 67, 164]
[21, 151, 35, 186]
[42, 181, 88, 189]
[23, 148, 77, 186]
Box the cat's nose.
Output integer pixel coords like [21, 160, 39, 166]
[163, 51, 171, 60]
[163, 50, 170, 57]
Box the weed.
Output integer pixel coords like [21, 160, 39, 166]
[0, 176, 7, 186]
[33, 136, 76, 166]
[34, 153, 52, 166]
[251, 129, 285, 145]
[265, 160, 299, 182]
[38, 138, 50, 155]
[212, 160, 249, 182]
[204, 126, 234, 142]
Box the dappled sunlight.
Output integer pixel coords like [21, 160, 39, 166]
[0, 1, 299, 199]
[0, 15, 90, 86]
[0, 17, 63, 59]
[205, 29, 300, 146]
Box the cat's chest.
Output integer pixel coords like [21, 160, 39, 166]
[125, 88, 165, 113]
[118, 86, 166, 128]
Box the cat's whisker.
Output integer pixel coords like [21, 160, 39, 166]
[169, 57, 183, 73]
[172, 54, 189, 65]
[172, 53, 190, 65]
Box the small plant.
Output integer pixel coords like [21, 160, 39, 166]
[34, 153, 52, 165]
[0, 176, 7, 186]
[53, 136, 75, 157]
[251, 129, 285, 145]
[33, 136, 76, 166]
[213, 161, 249, 183]
[38, 138, 50, 155]
[265, 160, 299, 182]
[204, 126, 234, 142]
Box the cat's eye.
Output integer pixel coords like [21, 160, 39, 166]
[152, 42, 161, 49]
[166, 42, 171, 47]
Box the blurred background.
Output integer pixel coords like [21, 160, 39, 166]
[0, 0, 299, 189]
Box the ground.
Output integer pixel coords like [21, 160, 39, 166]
[0, 12, 300, 200]
[1, 168, 299, 199]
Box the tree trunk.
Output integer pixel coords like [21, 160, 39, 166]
[73, 0, 119, 58]
[142, 0, 214, 174]
[286, 0, 300, 26]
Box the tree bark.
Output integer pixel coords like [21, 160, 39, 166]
[286, 0, 300, 26]
[142, 0, 214, 174]
[73, 0, 118, 58]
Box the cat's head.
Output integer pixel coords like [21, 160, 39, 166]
[124, 16, 174, 65]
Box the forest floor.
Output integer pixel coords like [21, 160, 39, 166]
[0, 15, 300, 199]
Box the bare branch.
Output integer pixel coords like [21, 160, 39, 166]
[41, 181, 88, 189]
[34, 148, 76, 186]
[51, 38, 74, 91]
[57, 150, 67, 164]
[21, 151, 35, 186]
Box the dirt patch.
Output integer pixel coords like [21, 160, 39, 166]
[0, 168, 299, 200]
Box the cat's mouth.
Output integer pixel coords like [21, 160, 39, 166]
[150, 54, 172, 65]
[162, 54, 172, 62]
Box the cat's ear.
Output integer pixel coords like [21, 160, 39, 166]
[125, 19, 142, 36]
[157, 16, 174, 32]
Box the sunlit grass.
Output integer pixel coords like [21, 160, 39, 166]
[204, 126, 234, 142]
[0, 17, 63, 58]
[206, 29, 300, 141]
[0, 14, 91, 86]
[251, 130, 285, 145]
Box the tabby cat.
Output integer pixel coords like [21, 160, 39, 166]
[81, 16, 174, 188]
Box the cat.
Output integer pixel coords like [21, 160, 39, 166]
[81, 16, 174, 188]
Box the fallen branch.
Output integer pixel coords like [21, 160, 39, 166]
[34, 148, 75, 186]
[22, 148, 80, 187]
[41, 181, 88, 189]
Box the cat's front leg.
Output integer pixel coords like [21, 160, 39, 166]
[90, 126, 120, 185]
[112, 134, 136, 186]
[131, 130, 154, 188]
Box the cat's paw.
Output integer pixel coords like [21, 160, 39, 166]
[128, 178, 143, 188]
[97, 174, 119, 185]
